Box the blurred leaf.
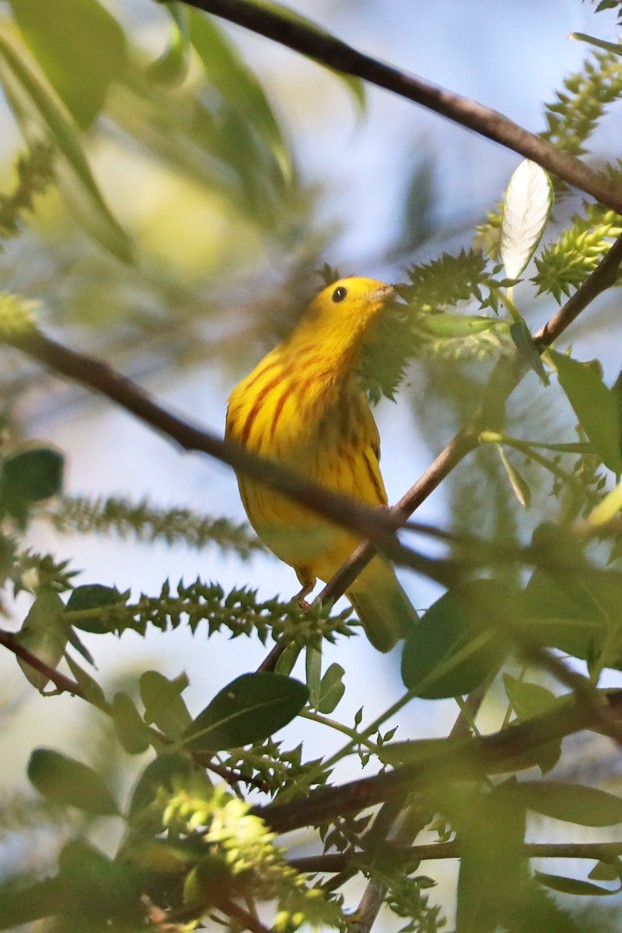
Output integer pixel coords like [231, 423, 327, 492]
[66, 583, 124, 634]
[64, 653, 107, 709]
[140, 670, 192, 740]
[58, 840, 142, 921]
[149, 1, 191, 86]
[305, 640, 322, 709]
[0, 25, 134, 261]
[112, 692, 152, 755]
[510, 319, 550, 386]
[496, 443, 532, 508]
[9, 0, 127, 128]
[456, 783, 527, 932]
[243, 1, 365, 112]
[401, 580, 506, 698]
[510, 782, 622, 826]
[128, 752, 197, 820]
[0, 875, 63, 931]
[535, 871, 620, 896]
[589, 859, 622, 881]
[523, 566, 622, 668]
[419, 313, 501, 338]
[0, 446, 63, 526]
[182, 672, 309, 751]
[16, 587, 67, 690]
[189, 9, 292, 180]
[549, 350, 622, 473]
[274, 639, 302, 675]
[123, 837, 204, 873]
[318, 662, 345, 714]
[28, 748, 120, 815]
[503, 673, 560, 719]
[183, 852, 232, 908]
[501, 159, 553, 279]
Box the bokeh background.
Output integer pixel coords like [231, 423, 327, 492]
[2, 1, 622, 927]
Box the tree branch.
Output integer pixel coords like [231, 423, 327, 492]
[0, 629, 84, 697]
[253, 689, 622, 834]
[183, 0, 622, 212]
[289, 841, 622, 873]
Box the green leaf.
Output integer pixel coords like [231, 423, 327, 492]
[274, 640, 302, 676]
[503, 673, 560, 719]
[535, 870, 619, 896]
[2, 446, 63, 501]
[128, 752, 197, 820]
[189, 9, 292, 179]
[58, 840, 142, 921]
[456, 783, 527, 931]
[112, 692, 152, 755]
[401, 580, 506, 698]
[510, 319, 550, 386]
[501, 159, 553, 279]
[28, 748, 119, 815]
[140, 670, 192, 740]
[510, 782, 622, 826]
[66, 583, 124, 633]
[495, 443, 532, 508]
[418, 313, 501, 338]
[149, 1, 192, 86]
[16, 588, 67, 690]
[0, 875, 63, 931]
[9, 0, 127, 128]
[64, 653, 107, 709]
[305, 641, 322, 710]
[318, 662, 345, 714]
[0, 26, 134, 262]
[589, 859, 622, 882]
[241, 1, 365, 113]
[0, 446, 63, 525]
[549, 350, 622, 472]
[182, 672, 309, 751]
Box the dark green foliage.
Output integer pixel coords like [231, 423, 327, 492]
[183, 672, 309, 751]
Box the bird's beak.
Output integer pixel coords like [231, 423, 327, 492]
[371, 284, 397, 303]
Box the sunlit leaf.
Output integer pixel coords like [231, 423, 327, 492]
[501, 159, 553, 279]
[0, 26, 134, 261]
[10, 0, 127, 128]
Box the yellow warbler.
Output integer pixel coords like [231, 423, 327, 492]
[226, 277, 417, 651]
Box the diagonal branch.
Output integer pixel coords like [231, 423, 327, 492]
[253, 688, 622, 834]
[183, 0, 622, 212]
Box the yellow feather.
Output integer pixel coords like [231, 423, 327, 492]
[226, 276, 417, 651]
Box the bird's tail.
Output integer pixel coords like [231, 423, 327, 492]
[347, 555, 418, 652]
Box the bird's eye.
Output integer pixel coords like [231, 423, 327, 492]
[332, 286, 348, 303]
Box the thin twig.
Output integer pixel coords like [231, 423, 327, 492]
[183, 0, 622, 213]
